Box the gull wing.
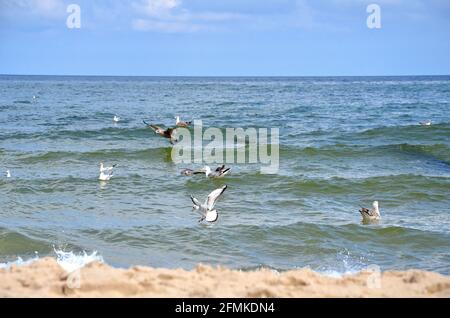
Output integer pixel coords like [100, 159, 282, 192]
[190, 195, 202, 207]
[143, 120, 161, 132]
[205, 185, 227, 210]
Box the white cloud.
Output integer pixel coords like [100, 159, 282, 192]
[131, 0, 245, 32]
[0, 0, 65, 18]
[132, 18, 201, 33]
[133, 0, 181, 18]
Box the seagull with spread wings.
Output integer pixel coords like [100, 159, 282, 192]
[143, 120, 178, 144]
[191, 185, 227, 223]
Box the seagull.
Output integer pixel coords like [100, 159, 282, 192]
[359, 201, 381, 222]
[175, 115, 192, 128]
[143, 120, 178, 144]
[113, 115, 121, 123]
[100, 162, 116, 173]
[180, 168, 204, 176]
[191, 185, 227, 223]
[99, 162, 116, 181]
[5, 170, 11, 178]
[419, 120, 432, 126]
[201, 165, 231, 178]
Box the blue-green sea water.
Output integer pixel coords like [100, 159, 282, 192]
[0, 75, 449, 274]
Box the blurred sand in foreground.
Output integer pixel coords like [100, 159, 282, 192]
[1, 258, 449, 297]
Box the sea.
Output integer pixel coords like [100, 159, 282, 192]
[0, 75, 449, 275]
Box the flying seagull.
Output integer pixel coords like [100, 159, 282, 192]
[113, 115, 121, 123]
[191, 185, 227, 223]
[143, 120, 178, 144]
[419, 120, 432, 126]
[175, 115, 192, 128]
[359, 201, 381, 222]
[5, 170, 11, 178]
[99, 162, 116, 181]
[201, 165, 231, 178]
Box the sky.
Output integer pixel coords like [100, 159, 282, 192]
[0, 0, 449, 76]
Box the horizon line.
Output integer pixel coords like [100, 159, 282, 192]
[1, 73, 450, 78]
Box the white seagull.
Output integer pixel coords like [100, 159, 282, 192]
[201, 165, 231, 178]
[99, 162, 116, 181]
[113, 115, 121, 123]
[175, 115, 192, 128]
[359, 201, 381, 222]
[419, 120, 432, 126]
[5, 170, 11, 178]
[191, 185, 227, 223]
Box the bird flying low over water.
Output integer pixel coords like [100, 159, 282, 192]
[191, 185, 227, 223]
[143, 120, 178, 144]
[419, 120, 432, 126]
[359, 201, 381, 223]
[99, 162, 116, 181]
[175, 115, 192, 128]
[201, 165, 231, 178]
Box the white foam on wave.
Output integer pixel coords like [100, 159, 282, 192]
[0, 253, 39, 269]
[54, 249, 103, 272]
[0, 249, 103, 272]
[317, 249, 371, 278]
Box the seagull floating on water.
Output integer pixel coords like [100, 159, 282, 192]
[191, 185, 227, 223]
[419, 120, 432, 126]
[201, 165, 231, 178]
[113, 115, 121, 123]
[143, 120, 178, 144]
[175, 115, 192, 128]
[359, 201, 381, 222]
[5, 170, 11, 178]
[99, 162, 116, 181]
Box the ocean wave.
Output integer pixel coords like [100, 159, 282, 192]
[281, 142, 450, 165]
[12, 100, 32, 104]
[1, 126, 153, 141]
[16, 147, 173, 164]
[0, 248, 102, 273]
[358, 122, 450, 140]
[54, 249, 103, 272]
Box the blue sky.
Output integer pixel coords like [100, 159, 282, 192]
[0, 0, 449, 76]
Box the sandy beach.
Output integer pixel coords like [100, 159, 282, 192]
[0, 258, 449, 297]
